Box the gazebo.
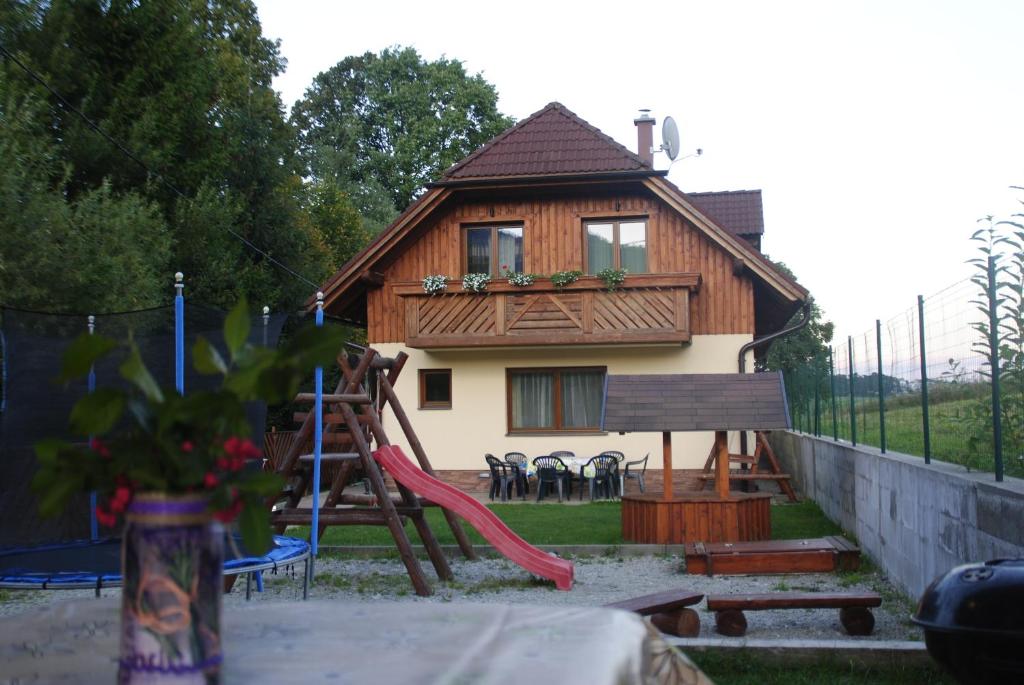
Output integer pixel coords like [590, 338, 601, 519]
[602, 372, 791, 544]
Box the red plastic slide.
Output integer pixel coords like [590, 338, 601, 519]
[373, 445, 574, 591]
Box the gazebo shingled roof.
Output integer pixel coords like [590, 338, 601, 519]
[601, 372, 791, 433]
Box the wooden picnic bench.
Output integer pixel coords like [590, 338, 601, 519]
[706, 591, 882, 636]
[684, 536, 862, 576]
[699, 431, 799, 502]
[605, 589, 704, 637]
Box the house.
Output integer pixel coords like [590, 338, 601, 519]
[318, 102, 807, 488]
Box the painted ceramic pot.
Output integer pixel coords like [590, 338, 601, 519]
[119, 493, 223, 684]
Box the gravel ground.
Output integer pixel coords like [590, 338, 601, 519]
[1, 553, 922, 642]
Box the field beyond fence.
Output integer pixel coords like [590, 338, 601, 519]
[783, 275, 1024, 481]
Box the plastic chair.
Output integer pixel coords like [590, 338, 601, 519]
[485, 454, 515, 502]
[549, 451, 576, 496]
[621, 454, 649, 495]
[600, 450, 625, 463]
[579, 455, 619, 501]
[504, 452, 529, 497]
[532, 456, 572, 502]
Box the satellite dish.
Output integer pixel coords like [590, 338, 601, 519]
[661, 116, 680, 161]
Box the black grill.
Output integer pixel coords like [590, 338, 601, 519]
[913, 559, 1024, 684]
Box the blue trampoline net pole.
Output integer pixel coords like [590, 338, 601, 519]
[88, 314, 98, 540]
[311, 292, 325, 570]
[174, 272, 184, 396]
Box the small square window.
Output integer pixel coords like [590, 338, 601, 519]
[419, 369, 452, 409]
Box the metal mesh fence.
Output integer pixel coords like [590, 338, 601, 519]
[783, 278, 1021, 480]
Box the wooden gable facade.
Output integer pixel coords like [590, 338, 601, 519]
[321, 103, 806, 350]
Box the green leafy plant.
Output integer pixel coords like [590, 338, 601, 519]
[422, 274, 448, 295]
[549, 270, 583, 289]
[32, 299, 346, 553]
[462, 272, 491, 293]
[502, 265, 536, 287]
[596, 267, 628, 291]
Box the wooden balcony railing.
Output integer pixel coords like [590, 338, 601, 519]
[392, 273, 700, 348]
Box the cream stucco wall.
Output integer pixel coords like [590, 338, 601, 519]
[374, 335, 756, 471]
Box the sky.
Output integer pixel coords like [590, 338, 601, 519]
[255, 0, 1024, 340]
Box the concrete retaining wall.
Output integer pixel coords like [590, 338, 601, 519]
[769, 431, 1024, 598]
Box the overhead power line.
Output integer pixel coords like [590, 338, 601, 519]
[0, 41, 320, 291]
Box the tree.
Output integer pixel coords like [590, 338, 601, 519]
[759, 260, 834, 374]
[0, 71, 169, 312]
[1, 0, 327, 310]
[291, 46, 514, 231]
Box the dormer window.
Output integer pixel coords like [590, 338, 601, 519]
[584, 219, 647, 274]
[464, 224, 524, 276]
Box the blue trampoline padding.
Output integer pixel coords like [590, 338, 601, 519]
[0, 535, 309, 589]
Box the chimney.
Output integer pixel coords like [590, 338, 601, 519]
[634, 109, 655, 166]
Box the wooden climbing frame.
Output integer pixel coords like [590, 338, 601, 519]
[268, 347, 476, 597]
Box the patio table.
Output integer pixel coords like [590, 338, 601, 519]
[0, 598, 711, 684]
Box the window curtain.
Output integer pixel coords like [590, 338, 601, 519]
[619, 222, 647, 273]
[587, 224, 614, 274]
[511, 372, 554, 428]
[497, 227, 523, 274]
[560, 370, 604, 428]
[466, 229, 491, 274]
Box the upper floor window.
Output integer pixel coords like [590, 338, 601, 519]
[584, 219, 647, 274]
[464, 224, 523, 276]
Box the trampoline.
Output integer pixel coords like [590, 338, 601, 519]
[0, 534, 310, 599]
[0, 287, 310, 601]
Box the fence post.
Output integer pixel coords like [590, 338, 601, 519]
[849, 335, 857, 446]
[814, 356, 821, 437]
[918, 295, 931, 463]
[987, 256, 1004, 482]
[876, 319, 886, 453]
[829, 347, 838, 441]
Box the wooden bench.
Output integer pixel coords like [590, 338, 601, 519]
[684, 536, 862, 576]
[706, 592, 882, 636]
[604, 589, 704, 637]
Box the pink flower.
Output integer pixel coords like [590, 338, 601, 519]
[109, 486, 133, 513]
[203, 472, 219, 489]
[181, 440, 194, 453]
[89, 437, 111, 459]
[95, 504, 116, 528]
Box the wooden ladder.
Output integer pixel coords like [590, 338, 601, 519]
[699, 431, 798, 502]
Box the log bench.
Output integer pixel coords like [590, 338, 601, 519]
[604, 589, 704, 637]
[706, 592, 882, 637]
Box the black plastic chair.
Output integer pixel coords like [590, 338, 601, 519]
[504, 452, 529, 497]
[549, 451, 577, 496]
[600, 450, 625, 463]
[621, 453, 649, 495]
[579, 455, 619, 501]
[532, 456, 572, 502]
[485, 454, 515, 502]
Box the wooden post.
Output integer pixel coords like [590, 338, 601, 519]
[662, 431, 673, 501]
[715, 430, 730, 499]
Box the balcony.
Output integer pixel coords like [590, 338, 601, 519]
[392, 273, 700, 348]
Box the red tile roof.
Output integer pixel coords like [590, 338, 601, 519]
[439, 102, 657, 181]
[686, 190, 764, 236]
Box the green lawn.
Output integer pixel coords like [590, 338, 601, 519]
[690, 652, 952, 685]
[302, 499, 842, 547]
[801, 396, 1024, 478]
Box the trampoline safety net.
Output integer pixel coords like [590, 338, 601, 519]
[0, 304, 287, 549]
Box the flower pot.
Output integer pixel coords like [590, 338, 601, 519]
[119, 493, 224, 684]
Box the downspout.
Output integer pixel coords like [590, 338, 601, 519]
[738, 301, 813, 454]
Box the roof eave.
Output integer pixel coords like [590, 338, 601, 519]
[429, 169, 667, 188]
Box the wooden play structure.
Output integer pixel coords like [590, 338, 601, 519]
[269, 346, 573, 595]
[697, 430, 797, 502]
[603, 373, 791, 544]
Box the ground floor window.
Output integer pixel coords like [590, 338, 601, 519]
[419, 369, 452, 409]
[506, 367, 605, 432]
